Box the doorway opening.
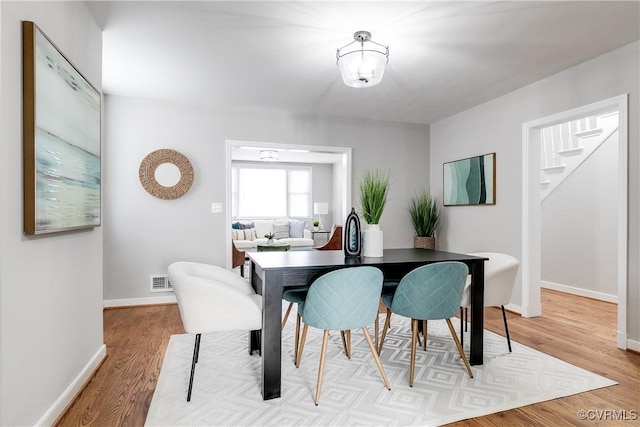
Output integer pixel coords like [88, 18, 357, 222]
[521, 94, 628, 349]
[224, 140, 352, 268]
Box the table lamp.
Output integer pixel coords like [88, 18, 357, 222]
[313, 202, 329, 230]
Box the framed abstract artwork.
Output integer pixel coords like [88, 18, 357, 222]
[22, 21, 101, 234]
[443, 153, 496, 206]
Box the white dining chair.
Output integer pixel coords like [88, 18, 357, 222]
[168, 261, 262, 401]
[459, 252, 520, 352]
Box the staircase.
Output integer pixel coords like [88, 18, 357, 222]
[540, 111, 619, 201]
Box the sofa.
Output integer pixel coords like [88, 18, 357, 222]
[232, 218, 314, 250]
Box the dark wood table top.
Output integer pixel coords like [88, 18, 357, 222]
[248, 248, 488, 270]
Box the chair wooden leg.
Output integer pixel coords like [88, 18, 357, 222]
[414, 320, 422, 347]
[446, 319, 473, 378]
[314, 330, 330, 405]
[410, 319, 418, 387]
[501, 305, 512, 352]
[422, 320, 428, 351]
[375, 313, 379, 351]
[362, 326, 391, 390]
[294, 313, 301, 364]
[346, 330, 351, 356]
[187, 333, 201, 402]
[378, 308, 392, 354]
[282, 302, 293, 330]
[296, 323, 309, 368]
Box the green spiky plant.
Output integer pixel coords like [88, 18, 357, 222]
[408, 191, 439, 237]
[359, 169, 391, 225]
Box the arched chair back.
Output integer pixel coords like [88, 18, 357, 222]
[460, 252, 519, 307]
[389, 262, 469, 321]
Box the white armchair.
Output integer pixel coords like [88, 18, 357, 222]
[167, 261, 262, 401]
[459, 252, 520, 352]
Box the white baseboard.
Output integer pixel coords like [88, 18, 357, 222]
[626, 337, 640, 352]
[504, 303, 522, 315]
[541, 280, 617, 303]
[104, 295, 177, 308]
[36, 344, 106, 427]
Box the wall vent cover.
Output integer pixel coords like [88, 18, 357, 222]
[150, 274, 172, 292]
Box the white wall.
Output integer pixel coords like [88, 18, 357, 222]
[0, 2, 104, 426]
[311, 163, 334, 227]
[103, 96, 430, 302]
[430, 41, 639, 343]
[541, 134, 618, 300]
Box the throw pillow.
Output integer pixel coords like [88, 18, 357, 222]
[232, 228, 256, 241]
[289, 220, 305, 238]
[239, 222, 254, 230]
[232, 222, 240, 230]
[245, 228, 256, 240]
[273, 224, 290, 239]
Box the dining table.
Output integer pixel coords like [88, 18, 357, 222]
[248, 248, 487, 400]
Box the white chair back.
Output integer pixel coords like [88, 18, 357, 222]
[168, 262, 262, 334]
[461, 252, 519, 308]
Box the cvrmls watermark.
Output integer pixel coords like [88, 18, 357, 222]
[577, 409, 638, 421]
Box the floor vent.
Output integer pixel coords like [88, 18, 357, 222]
[150, 274, 172, 292]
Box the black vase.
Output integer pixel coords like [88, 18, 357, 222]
[344, 207, 361, 257]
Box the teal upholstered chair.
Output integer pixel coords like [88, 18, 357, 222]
[296, 266, 391, 405]
[281, 286, 309, 365]
[378, 262, 473, 386]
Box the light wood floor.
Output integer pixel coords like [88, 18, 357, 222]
[56, 289, 639, 426]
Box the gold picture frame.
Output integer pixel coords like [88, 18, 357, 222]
[22, 21, 101, 234]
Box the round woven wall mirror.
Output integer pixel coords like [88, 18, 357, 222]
[139, 149, 194, 200]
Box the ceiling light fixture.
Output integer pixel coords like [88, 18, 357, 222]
[336, 30, 389, 88]
[260, 150, 279, 161]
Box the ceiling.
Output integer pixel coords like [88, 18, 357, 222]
[86, 1, 639, 126]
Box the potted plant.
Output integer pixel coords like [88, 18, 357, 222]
[312, 219, 320, 231]
[408, 190, 439, 249]
[359, 169, 390, 257]
[264, 232, 275, 245]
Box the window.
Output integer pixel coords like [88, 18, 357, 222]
[232, 164, 311, 218]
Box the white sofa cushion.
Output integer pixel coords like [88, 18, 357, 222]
[273, 223, 290, 239]
[289, 220, 305, 238]
[252, 220, 274, 239]
[279, 237, 314, 247]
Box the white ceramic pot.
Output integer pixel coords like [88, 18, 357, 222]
[362, 224, 383, 257]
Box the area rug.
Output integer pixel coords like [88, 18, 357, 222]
[145, 311, 616, 426]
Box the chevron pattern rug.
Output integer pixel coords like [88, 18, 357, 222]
[145, 311, 615, 426]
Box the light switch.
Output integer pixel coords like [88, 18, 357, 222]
[211, 203, 222, 213]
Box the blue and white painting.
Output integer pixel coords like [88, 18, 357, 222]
[443, 153, 495, 206]
[32, 25, 101, 233]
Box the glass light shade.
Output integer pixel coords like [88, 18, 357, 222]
[337, 31, 389, 88]
[337, 50, 388, 88]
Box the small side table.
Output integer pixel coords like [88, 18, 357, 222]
[311, 230, 331, 245]
[257, 242, 291, 252]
